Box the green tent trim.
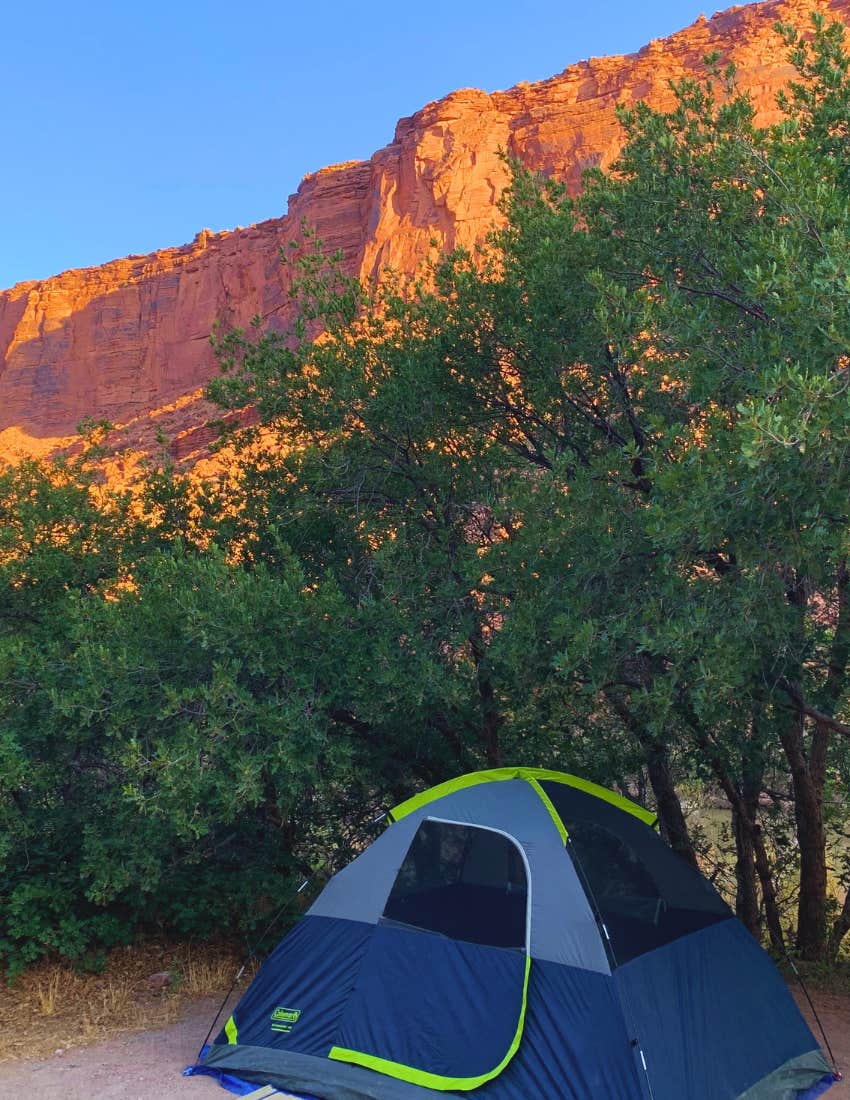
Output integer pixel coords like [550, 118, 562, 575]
[390, 767, 657, 829]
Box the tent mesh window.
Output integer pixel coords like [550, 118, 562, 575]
[540, 782, 731, 965]
[382, 819, 527, 949]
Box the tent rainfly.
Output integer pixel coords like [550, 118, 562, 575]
[188, 767, 837, 1100]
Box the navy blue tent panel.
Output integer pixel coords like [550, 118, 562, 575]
[488, 959, 644, 1100]
[333, 925, 527, 1080]
[190, 768, 835, 1100]
[216, 915, 374, 1057]
[615, 918, 832, 1100]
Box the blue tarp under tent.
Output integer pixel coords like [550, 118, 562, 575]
[187, 767, 837, 1100]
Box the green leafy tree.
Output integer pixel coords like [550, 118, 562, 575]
[4, 11, 850, 971]
[212, 14, 850, 960]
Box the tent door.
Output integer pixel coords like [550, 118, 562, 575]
[329, 818, 531, 1091]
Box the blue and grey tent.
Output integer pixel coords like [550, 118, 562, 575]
[190, 767, 837, 1100]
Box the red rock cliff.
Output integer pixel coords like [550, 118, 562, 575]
[1, 0, 847, 463]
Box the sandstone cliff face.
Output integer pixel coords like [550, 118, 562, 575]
[1, 0, 847, 464]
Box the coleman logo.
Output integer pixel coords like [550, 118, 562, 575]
[270, 1007, 301, 1033]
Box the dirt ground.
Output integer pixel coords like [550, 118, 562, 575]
[797, 989, 849, 1096]
[0, 989, 846, 1100]
[0, 995, 240, 1100]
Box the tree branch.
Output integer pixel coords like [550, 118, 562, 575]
[778, 680, 850, 739]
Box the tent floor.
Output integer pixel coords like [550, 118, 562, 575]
[244, 1087, 301, 1100]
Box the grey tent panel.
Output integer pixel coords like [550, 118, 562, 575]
[308, 779, 609, 973]
[307, 813, 420, 926]
[735, 1050, 833, 1100]
[202, 1044, 449, 1100]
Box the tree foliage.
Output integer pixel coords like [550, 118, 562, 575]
[2, 14, 850, 971]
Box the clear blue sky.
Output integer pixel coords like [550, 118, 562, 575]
[2, 0, 714, 289]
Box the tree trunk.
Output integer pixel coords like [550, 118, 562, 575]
[645, 745, 700, 871]
[469, 622, 502, 768]
[807, 563, 850, 961]
[605, 692, 699, 869]
[780, 707, 828, 959]
[727, 792, 785, 951]
[692, 715, 785, 951]
[827, 886, 850, 960]
[734, 766, 762, 938]
[744, 716, 785, 953]
[752, 822, 786, 954]
[732, 804, 761, 938]
[779, 573, 829, 959]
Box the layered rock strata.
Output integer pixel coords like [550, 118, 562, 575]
[1, 0, 847, 464]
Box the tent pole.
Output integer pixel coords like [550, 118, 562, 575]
[195, 876, 314, 1059]
[785, 954, 842, 1080]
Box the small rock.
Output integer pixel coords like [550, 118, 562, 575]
[146, 970, 172, 991]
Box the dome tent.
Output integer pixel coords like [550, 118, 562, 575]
[189, 767, 836, 1100]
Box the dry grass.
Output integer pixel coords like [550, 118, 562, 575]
[0, 940, 257, 1064]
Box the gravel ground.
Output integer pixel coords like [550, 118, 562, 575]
[0, 989, 845, 1099]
